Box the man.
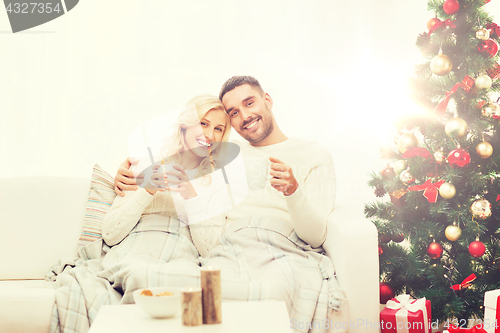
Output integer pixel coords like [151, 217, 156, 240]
[115, 76, 336, 248]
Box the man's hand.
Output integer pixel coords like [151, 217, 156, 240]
[115, 157, 139, 197]
[269, 156, 299, 196]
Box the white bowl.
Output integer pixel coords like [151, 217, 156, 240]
[133, 287, 181, 318]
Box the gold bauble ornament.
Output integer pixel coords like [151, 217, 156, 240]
[475, 75, 493, 90]
[394, 160, 408, 175]
[482, 102, 500, 118]
[445, 117, 468, 138]
[476, 141, 493, 159]
[476, 28, 490, 40]
[397, 133, 419, 153]
[434, 150, 445, 164]
[430, 52, 453, 76]
[445, 225, 462, 241]
[439, 182, 456, 199]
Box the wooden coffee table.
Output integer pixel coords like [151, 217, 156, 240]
[88, 300, 292, 333]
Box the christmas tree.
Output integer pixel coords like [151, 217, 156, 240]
[366, 0, 500, 323]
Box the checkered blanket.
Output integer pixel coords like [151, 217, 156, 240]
[46, 215, 201, 333]
[200, 216, 347, 333]
[46, 215, 346, 333]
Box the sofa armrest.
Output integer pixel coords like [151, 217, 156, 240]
[323, 207, 380, 333]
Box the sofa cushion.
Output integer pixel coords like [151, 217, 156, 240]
[78, 164, 116, 248]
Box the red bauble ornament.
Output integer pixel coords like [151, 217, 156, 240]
[447, 148, 471, 168]
[392, 232, 405, 243]
[443, 0, 460, 15]
[378, 246, 384, 256]
[427, 18, 441, 31]
[382, 166, 396, 180]
[380, 282, 395, 304]
[478, 39, 500, 58]
[469, 241, 486, 258]
[427, 242, 443, 259]
[379, 232, 392, 244]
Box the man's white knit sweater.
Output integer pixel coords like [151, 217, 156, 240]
[225, 136, 335, 248]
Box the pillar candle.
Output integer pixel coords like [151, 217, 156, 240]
[201, 266, 222, 324]
[181, 287, 202, 326]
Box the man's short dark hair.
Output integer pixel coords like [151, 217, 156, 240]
[219, 76, 264, 101]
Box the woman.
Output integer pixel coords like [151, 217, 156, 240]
[102, 94, 231, 258]
[49, 94, 232, 333]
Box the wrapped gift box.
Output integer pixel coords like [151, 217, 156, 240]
[484, 289, 500, 333]
[380, 295, 431, 333]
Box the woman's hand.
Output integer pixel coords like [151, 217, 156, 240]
[145, 161, 168, 195]
[165, 164, 197, 200]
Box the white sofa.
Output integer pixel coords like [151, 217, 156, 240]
[0, 176, 380, 333]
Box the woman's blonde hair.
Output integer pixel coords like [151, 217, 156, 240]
[157, 94, 231, 178]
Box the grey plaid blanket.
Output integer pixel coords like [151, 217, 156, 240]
[46, 215, 346, 333]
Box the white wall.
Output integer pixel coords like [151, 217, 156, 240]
[1, 0, 499, 211]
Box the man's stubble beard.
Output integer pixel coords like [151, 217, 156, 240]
[243, 115, 274, 144]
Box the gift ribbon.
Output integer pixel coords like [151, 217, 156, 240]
[429, 19, 456, 35]
[402, 147, 432, 160]
[487, 23, 500, 37]
[386, 295, 429, 333]
[407, 179, 445, 203]
[450, 273, 476, 291]
[487, 63, 500, 81]
[433, 76, 475, 116]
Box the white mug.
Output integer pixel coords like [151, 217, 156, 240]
[161, 163, 180, 189]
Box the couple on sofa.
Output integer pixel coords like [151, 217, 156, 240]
[49, 76, 344, 333]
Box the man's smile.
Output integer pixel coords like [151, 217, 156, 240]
[243, 118, 260, 131]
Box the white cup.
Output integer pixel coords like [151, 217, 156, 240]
[161, 163, 180, 189]
[244, 158, 270, 190]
